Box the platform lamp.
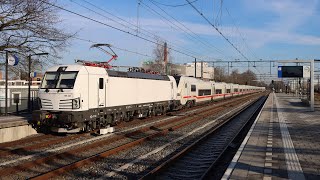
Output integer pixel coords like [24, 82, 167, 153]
[28, 52, 48, 113]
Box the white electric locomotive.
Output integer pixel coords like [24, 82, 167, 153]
[32, 64, 178, 133]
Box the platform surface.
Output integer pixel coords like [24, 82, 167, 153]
[223, 92, 320, 180]
[0, 114, 31, 128]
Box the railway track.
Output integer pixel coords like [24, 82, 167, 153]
[140, 94, 268, 179]
[0, 132, 94, 158]
[0, 93, 264, 179]
[0, 93, 253, 158]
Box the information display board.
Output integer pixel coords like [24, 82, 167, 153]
[278, 66, 309, 78]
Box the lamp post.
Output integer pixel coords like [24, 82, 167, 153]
[5, 51, 8, 115]
[28, 53, 48, 113]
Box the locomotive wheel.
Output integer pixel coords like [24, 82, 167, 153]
[186, 101, 192, 108]
[162, 106, 166, 114]
[151, 109, 156, 116]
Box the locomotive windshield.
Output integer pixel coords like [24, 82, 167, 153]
[41, 71, 78, 89]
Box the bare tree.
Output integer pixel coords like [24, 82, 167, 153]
[0, 0, 73, 78]
[214, 67, 227, 82]
[150, 38, 171, 74]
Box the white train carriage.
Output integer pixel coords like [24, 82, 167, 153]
[225, 83, 233, 98]
[33, 64, 178, 133]
[175, 76, 213, 106]
[213, 82, 227, 100]
[232, 84, 241, 96]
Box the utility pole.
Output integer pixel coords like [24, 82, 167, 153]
[163, 42, 168, 75]
[201, 61, 203, 79]
[194, 58, 197, 78]
[270, 61, 272, 75]
[28, 55, 31, 113]
[227, 62, 229, 75]
[318, 75, 320, 93]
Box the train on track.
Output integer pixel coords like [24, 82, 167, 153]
[32, 64, 265, 133]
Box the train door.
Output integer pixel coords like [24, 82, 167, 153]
[98, 77, 105, 107]
[170, 82, 174, 100]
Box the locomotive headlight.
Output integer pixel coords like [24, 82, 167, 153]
[72, 98, 80, 109]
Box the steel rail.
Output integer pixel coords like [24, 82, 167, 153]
[0, 132, 93, 157]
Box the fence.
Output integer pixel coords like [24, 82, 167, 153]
[0, 97, 40, 115]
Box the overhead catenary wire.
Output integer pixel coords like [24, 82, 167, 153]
[73, 0, 204, 59]
[138, 0, 223, 58]
[41, 0, 203, 60]
[149, 0, 199, 7]
[146, 0, 230, 58]
[225, 7, 260, 61]
[185, 0, 250, 61]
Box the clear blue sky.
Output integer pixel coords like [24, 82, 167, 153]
[56, 0, 320, 76]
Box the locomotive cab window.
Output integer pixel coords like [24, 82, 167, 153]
[99, 78, 104, 89]
[191, 85, 196, 92]
[41, 71, 78, 89]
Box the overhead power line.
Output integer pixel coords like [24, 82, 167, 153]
[146, 0, 229, 58]
[41, 0, 201, 60]
[149, 0, 199, 7]
[75, 0, 201, 58]
[185, 0, 250, 61]
[225, 7, 259, 61]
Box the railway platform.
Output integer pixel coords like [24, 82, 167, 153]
[0, 114, 36, 143]
[223, 92, 320, 180]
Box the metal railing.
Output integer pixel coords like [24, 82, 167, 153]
[0, 97, 40, 115]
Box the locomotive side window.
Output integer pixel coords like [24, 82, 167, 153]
[191, 85, 196, 92]
[99, 78, 104, 89]
[226, 89, 231, 93]
[215, 89, 222, 94]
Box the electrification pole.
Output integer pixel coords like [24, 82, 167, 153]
[5, 51, 8, 116]
[163, 42, 168, 75]
[194, 58, 197, 78]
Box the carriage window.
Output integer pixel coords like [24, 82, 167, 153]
[198, 89, 211, 96]
[191, 85, 196, 92]
[99, 78, 104, 89]
[226, 89, 231, 93]
[215, 89, 222, 94]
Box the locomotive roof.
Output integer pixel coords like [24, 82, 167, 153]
[45, 65, 170, 81]
[106, 70, 170, 81]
